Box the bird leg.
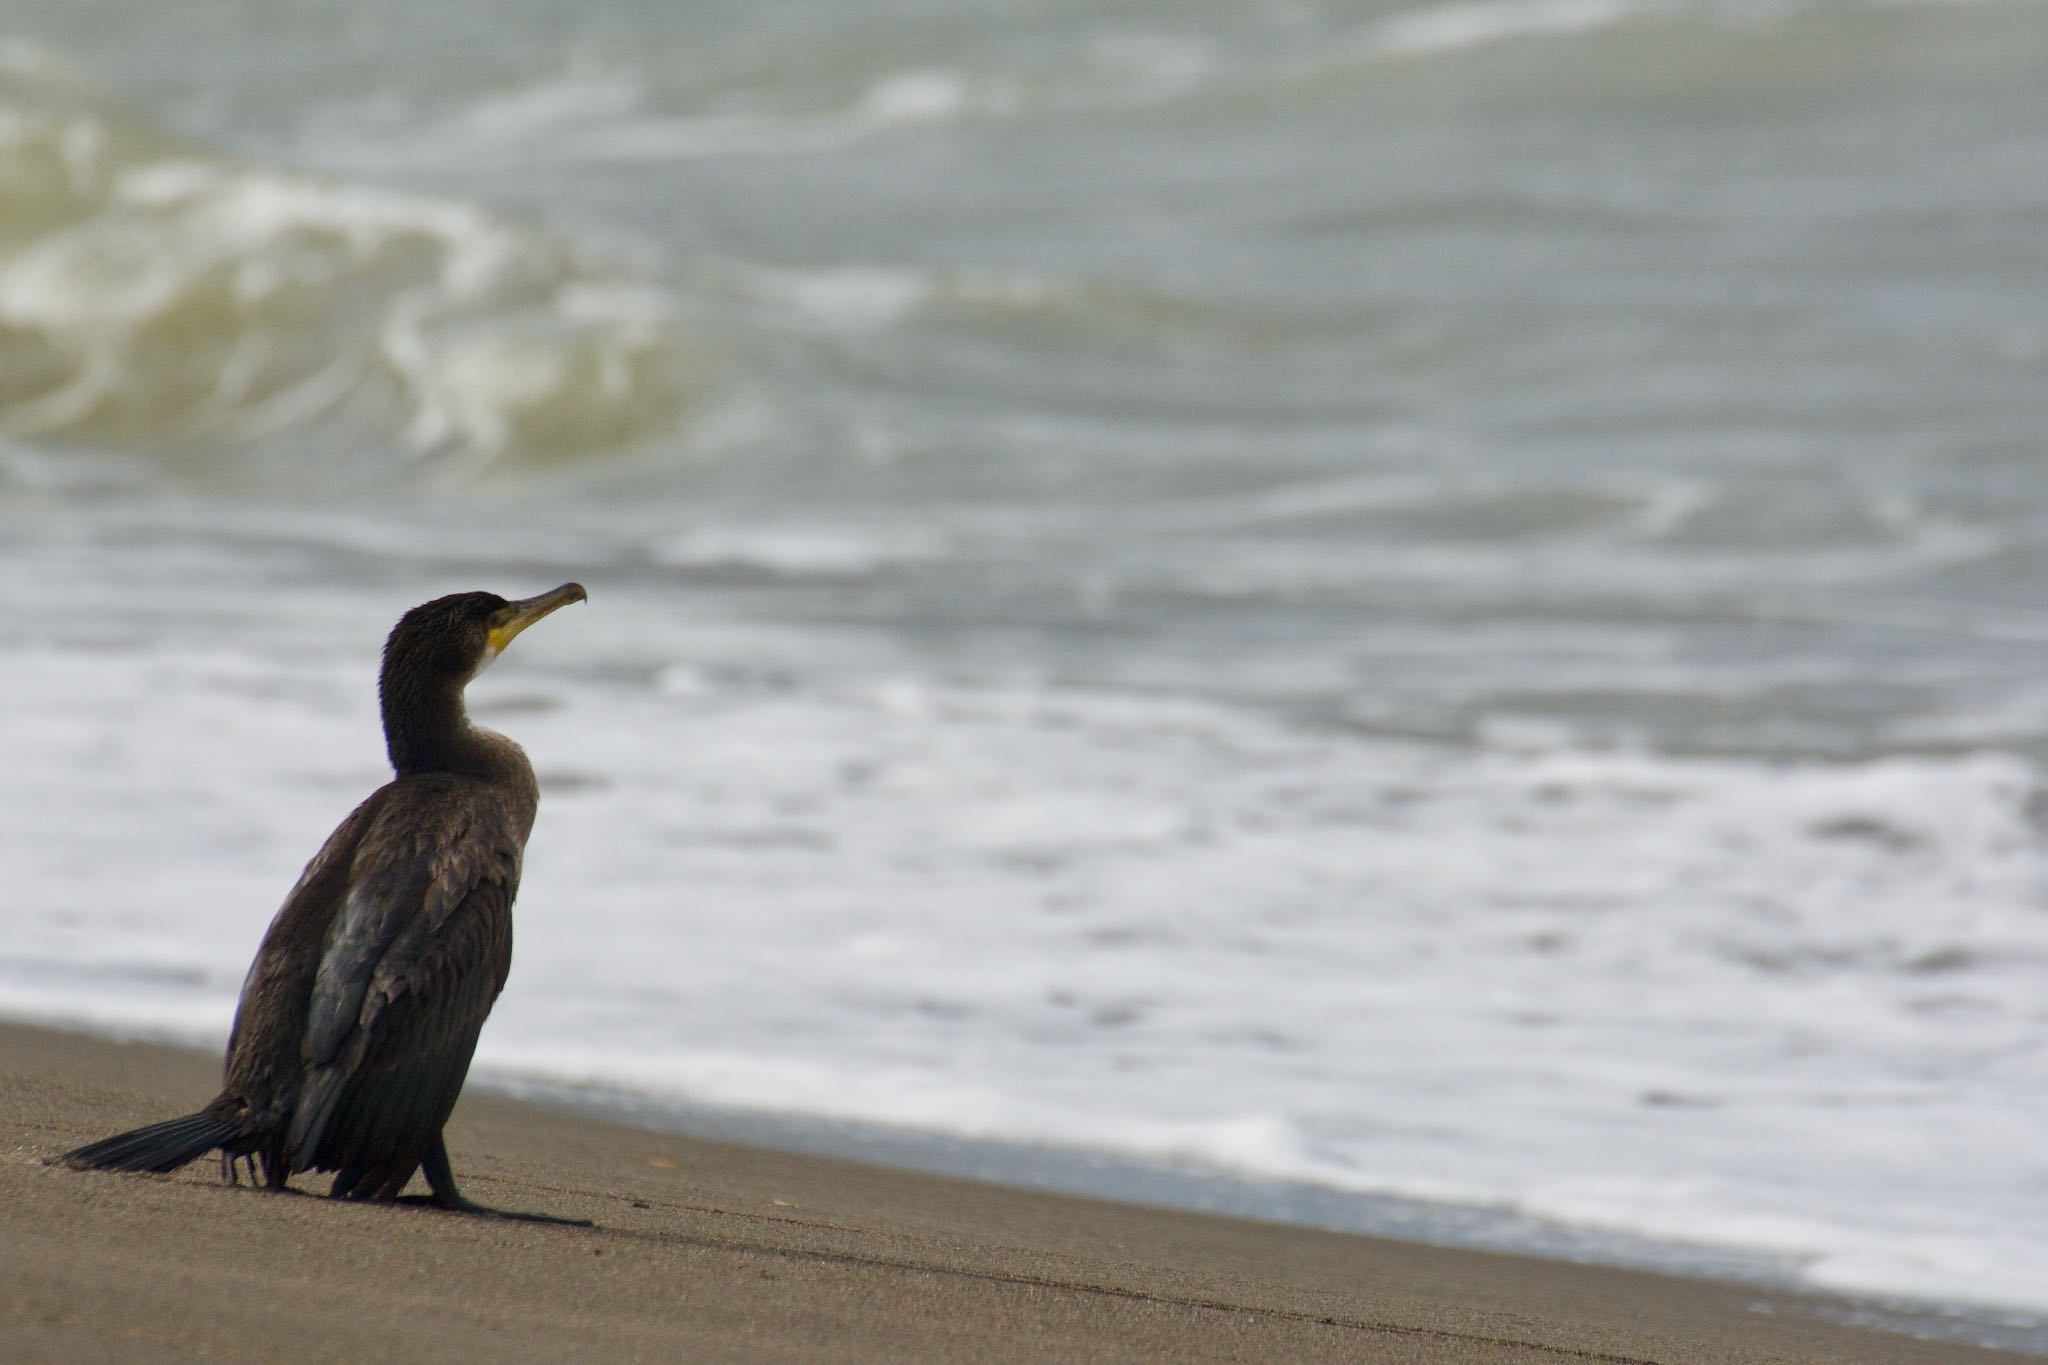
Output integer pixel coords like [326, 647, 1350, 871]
[410, 1132, 591, 1227]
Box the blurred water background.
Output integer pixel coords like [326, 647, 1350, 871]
[3, 0, 2047, 1339]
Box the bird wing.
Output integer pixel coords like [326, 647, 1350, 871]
[285, 784, 519, 1192]
[301, 806, 478, 1071]
[222, 791, 384, 1116]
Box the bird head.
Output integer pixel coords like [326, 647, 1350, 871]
[382, 583, 589, 691]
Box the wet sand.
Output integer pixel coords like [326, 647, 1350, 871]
[0, 1020, 2014, 1363]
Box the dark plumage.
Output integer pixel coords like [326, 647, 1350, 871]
[61, 585, 588, 1222]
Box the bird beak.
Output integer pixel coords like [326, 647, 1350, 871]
[487, 582, 588, 655]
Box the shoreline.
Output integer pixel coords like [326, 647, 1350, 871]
[2, 1019, 2030, 1363]
[492, 1074, 2047, 1354]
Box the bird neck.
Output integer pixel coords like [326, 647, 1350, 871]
[380, 677, 529, 786]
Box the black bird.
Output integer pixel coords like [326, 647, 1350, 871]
[62, 585, 588, 1222]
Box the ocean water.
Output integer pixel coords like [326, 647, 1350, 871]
[4, 0, 2048, 1339]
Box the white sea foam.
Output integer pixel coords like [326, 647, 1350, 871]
[1364, 0, 1676, 58]
[1335, 0, 2034, 69]
[723, 260, 1064, 335]
[740, 265, 935, 332]
[4, 556, 2044, 1318]
[653, 521, 951, 577]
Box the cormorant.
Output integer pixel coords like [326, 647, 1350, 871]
[62, 584, 588, 1222]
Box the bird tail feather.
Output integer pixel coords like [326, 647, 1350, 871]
[59, 1109, 244, 1174]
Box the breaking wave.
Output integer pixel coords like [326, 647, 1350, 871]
[0, 55, 687, 481]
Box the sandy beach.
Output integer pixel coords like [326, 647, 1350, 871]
[0, 1020, 2015, 1364]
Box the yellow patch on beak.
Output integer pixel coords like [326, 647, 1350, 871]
[487, 582, 588, 655]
